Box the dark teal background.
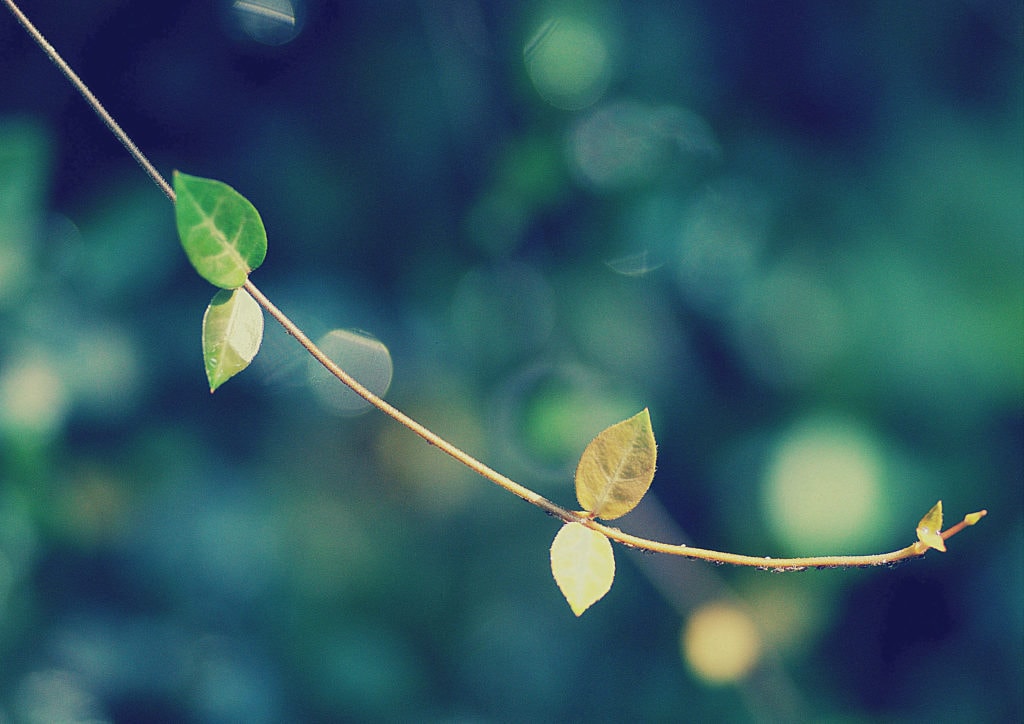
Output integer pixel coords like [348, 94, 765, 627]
[1, 1, 1021, 721]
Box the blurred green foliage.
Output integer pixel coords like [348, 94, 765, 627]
[0, 1, 1021, 721]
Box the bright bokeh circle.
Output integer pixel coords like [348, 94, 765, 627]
[763, 415, 887, 554]
[682, 602, 763, 684]
[524, 17, 611, 110]
[307, 329, 393, 415]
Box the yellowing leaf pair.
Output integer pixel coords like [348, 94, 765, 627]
[551, 409, 658, 615]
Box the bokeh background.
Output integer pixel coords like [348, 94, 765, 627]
[1, 0, 1021, 721]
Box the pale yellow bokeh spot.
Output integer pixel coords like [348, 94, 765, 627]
[763, 415, 887, 553]
[682, 602, 762, 684]
[0, 356, 68, 438]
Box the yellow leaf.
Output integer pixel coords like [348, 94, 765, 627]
[916, 500, 946, 552]
[550, 522, 615, 616]
[575, 408, 657, 520]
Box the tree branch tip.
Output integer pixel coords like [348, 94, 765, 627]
[936, 508, 987, 544]
[965, 510, 987, 525]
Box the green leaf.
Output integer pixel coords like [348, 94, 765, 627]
[550, 522, 615, 616]
[202, 288, 264, 392]
[916, 500, 946, 552]
[174, 171, 267, 289]
[575, 408, 657, 520]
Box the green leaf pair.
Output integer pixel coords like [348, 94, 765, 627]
[551, 409, 657, 616]
[173, 172, 267, 391]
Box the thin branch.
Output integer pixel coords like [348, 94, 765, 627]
[247, 293, 986, 570]
[243, 280, 570, 520]
[594, 522, 915, 568]
[7, 0, 986, 571]
[247, 278, 988, 569]
[2, 0, 175, 203]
